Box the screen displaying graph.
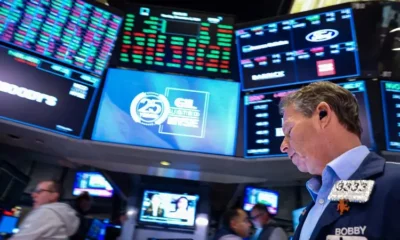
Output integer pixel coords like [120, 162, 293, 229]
[115, 4, 235, 79]
[0, 0, 123, 77]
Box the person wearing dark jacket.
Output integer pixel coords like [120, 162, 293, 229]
[214, 209, 251, 240]
[250, 204, 287, 240]
[70, 191, 92, 240]
[280, 81, 400, 240]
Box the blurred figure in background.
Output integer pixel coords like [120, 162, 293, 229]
[214, 208, 251, 240]
[11, 180, 79, 240]
[70, 191, 92, 240]
[250, 204, 287, 240]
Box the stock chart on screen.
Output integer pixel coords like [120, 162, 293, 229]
[0, 0, 123, 77]
[244, 81, 374, 158]
[381, 81, 400, 152]
[115, 5, 235, 79]
[236, 7, 360, 91]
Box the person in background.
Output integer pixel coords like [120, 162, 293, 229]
[70, 191, 92, 240]
[280, 81, 400, 239]
[213, 209, 251, 240]
[250, 204, 287, 240]
[144, 194, 164, 217]
[11, 180, 79, 240]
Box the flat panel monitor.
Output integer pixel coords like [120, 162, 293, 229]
[235, 7, 360, 91]
[92, 68, 240, 156]
[0, 0, 123, 77]
[244, 81, 375, 158]
[292, 207, 306, 230]
[73, 172, 114, 198]
[0, 44, 99, 137]
[139, 190, 199, 228]
[243, 187, 279, 215]
[0, 216, 18, 234]
[381, 81, 400, 152]
[86, 219, 106, 240]
[115, 4, 235, 79]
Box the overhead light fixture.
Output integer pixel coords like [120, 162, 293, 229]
[392, 48, 400, 51]
[160, 161, 171, 166]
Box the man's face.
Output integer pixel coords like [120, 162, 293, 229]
[250, 209, 265, 229]
[231, 210, 251, 238]
[280, 105, 327, 175]
[31, 181, 59, 208]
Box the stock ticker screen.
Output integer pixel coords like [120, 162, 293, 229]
[115, 5, 235, 79]
[381, 81, 400, 152]
[0, 0, 123, 77]
[244, 81, 374, 158]
[236, 8, 360, 91]
[0, 44, 98, 137]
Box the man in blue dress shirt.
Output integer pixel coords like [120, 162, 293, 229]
[279, 81, 400, 240]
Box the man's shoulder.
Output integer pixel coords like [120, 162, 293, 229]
[378, 161, 400, 184]
[366, 159, 400, 202]
[218, 234, 242, 240]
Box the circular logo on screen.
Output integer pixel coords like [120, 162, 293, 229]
[305, 29, 339, 42]
[130, 92, 171, 126]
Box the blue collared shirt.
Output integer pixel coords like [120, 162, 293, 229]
[299, 145, 370, 240]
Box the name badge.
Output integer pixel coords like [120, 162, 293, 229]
[328, 180, 374, 203]
[326, 236, 367, 240]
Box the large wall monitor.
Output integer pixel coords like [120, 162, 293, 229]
[381, 81, 400, 152]
[115, 4, 235, 79]
[0, 0, 123, 137]
[92, 68, 240, 156]
[244, 81, 375, 158]
[0, 45, 99, 137]
[236, 7, 360, 91]
[0, 0, 123, 77]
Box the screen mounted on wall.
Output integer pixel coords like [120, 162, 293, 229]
[73, 172, 114, 198]
[0, 0, 123, 77]
[243, 186, 279, 215]
[115, 4, 235, 79]
[92, 68, 240, 156]
[381, 81, 400, 152]
[0, 45, 99, 137]
[139, 190, 199, 228]
[244, 81, 375, 158]
[236, 7, 360, 91]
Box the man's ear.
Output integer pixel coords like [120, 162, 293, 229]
[315, 102, 332, 128]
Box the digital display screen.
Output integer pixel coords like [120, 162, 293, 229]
[86, 219, 106, 239]
[92, 68, 240, 156]
[73, 172, 113, 197]
[236, 8, 360, 91]
[0, 44, 98, 137]
[0, 216, 18, 234]
[243, 187, 279, 215]
[381, 81, 400, 152]
[0, 0, 123, 77]
[139, 190, 199, 228]
[115, 4, 235, 79]
[292, 207, 306, 230]
[244, 81, 375, 158]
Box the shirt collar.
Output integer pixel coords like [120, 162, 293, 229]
[305, 145, 370, 201]
[327, 145, 370, 180]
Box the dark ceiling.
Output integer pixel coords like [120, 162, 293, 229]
[108, 0, 294, 23]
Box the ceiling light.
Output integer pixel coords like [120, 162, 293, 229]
[392, 48, 400, 51]
[160, 161, 171, 166]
